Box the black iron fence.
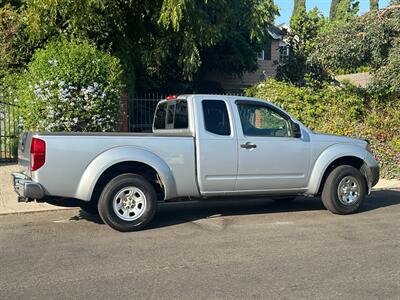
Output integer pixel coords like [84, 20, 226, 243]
[128, 92, 244, 132]
[0, 100, 19, 162]
[128, 93, 167, 132]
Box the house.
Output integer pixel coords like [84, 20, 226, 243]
[206, 24, 289, 92]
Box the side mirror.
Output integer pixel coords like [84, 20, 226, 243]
[291, 122, 301, 138]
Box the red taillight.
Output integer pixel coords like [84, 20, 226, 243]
[166, 95, 177, 100]
[30, 138, 46, 171]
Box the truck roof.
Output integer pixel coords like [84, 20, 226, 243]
[159, 94, 277, 109]
[162, 93, 271, 103]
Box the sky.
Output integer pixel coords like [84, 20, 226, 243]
[275, 0, 391, 25]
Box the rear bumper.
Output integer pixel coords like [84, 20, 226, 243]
[12, 173, 45, 202]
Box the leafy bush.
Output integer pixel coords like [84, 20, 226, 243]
[12, 37, 123, 132]
[246, 79, 400, 179]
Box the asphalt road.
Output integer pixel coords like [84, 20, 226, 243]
[1, 190, 400, 299]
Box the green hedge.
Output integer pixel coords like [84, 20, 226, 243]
[10, 37, 123, 132]
[246, 79, 400, 179]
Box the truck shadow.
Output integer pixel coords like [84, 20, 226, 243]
[74, 190, 400, 229]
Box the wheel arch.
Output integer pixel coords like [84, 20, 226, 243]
[74, 146, 177, 202]
[316, 156, 366, 195]
[307, 144, 368, 195]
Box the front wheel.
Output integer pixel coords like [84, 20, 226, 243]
[321, 165, 367, 215]
[98, 173, 157, 232]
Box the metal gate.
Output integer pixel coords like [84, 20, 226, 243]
[128, 92, 244, 133]
[128, 93, 166, 132]
[0, 100, 19, 162]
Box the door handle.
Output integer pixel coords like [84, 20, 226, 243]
[241, 142, 257, 149]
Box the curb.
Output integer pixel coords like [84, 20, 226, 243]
[371, 187, 400, 192]
[0, 206, 77, 216]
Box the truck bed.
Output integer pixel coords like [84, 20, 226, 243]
[18, 132, 198, 200]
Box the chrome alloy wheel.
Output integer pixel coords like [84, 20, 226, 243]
[113, 186, 147, 221]
[337, 176, 361, 205]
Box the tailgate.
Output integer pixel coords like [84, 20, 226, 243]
[18, 132, 33, 175]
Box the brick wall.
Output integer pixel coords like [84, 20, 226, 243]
[119, 93, 129, 132]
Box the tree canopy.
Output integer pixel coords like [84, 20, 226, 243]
[0, 0, 279, 92]
[310, 10, 400, 72]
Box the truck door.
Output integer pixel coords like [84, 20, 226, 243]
[234, 100, 311, 191]
[195, 98, 238, 194]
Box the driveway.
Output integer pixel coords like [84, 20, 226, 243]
[0, 190, 399, 299]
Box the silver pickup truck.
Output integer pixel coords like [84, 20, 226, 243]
[12, 94, 379, 231]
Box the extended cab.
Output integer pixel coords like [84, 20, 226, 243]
[12, 95, 379, 231]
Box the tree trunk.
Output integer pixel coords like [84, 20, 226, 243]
[292, 0, 306, 17]
[291, 0, 306, 25]
[370, 0, 379, 10]
[330, 0, 340, 19]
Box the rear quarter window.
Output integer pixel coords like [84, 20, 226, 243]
[154, 102, 167, 129]
[174, 101, 189, 129]
[202, 100, 231, 136]
[154, 100, 189, 130]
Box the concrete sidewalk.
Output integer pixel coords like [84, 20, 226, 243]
[1, 163, 399, 215]
[373, 178, 400, 190]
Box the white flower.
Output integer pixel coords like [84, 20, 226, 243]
[48, 59, 58, 66]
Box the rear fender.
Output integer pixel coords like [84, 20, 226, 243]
[75, 146, 176, 201]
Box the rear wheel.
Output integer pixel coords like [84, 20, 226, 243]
[321, 165, 366, 215]
[98, 173, 157, 232]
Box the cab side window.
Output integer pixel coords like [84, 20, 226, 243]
[237, 103, 291, 137]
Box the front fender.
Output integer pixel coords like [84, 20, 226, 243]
[74, 146, 177, 201]
[306, 144, 368, 195]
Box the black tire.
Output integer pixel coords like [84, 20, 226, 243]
[98, 173, 158, 232]
[272, 197, 296, 203]
[321, 165, 367, 215]
[79, 200, 99, 215]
